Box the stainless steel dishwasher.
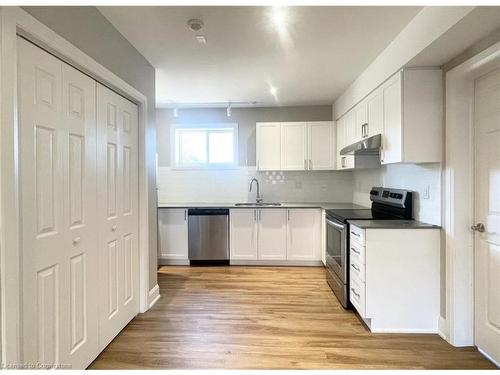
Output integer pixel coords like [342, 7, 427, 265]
[188, 208, 229, 265]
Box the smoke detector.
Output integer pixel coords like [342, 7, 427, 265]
[187, 19, 204, 32]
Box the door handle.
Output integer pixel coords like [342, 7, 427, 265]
[471, 223, 485, 232]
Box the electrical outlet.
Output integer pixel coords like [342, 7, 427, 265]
[423, 185, 430, 200]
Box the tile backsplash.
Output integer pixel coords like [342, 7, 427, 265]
[157, 167, 354, 204]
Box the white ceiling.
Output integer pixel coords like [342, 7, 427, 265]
[98, 6, 421, 108]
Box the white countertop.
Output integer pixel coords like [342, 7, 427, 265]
[157, 202, 368, 210]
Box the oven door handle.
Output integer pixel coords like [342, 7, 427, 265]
[326, 219, 345, 230]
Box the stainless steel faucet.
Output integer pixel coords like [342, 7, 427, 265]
[249, 178, 263, 203]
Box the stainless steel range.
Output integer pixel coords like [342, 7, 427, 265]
[325, 187, 413, 307]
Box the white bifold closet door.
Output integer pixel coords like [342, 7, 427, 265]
[18, 37, 99, 368]
[96, 83, 139, 351]
[18, 37, 140, 368]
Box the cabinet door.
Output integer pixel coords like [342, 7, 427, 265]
[258, 209, 287, 260]
[256, 122, 281, 170]
[336, 117, 346, 169]
[281, 122, 307, 170]
[344, 110, 356, 146]
[382, 73, 403, 164]
[354, 101, 368, 141]
[286, 209, 321, 260]
[308, 121, 334, 170]
[230, 209, 258, 260]
[367, 89, 384, 138]
[157, 208, 188, 259]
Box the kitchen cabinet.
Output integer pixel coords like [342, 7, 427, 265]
[336, 112, 355, 170]
[334, 68, 442, 166]
[286, 209, 321, 261]
[366, 89, 384, 138]
[230, 209, 258, 260]
[229, 208, 322, 264]
[349, 223, 440, 333]
[354, 100, 368, 141]
[281, 122, 307, 170]
[256, 122, 281, 171]
[257, 121, 335, 171]
[258, 209, 287, 260]
[308, 121, 335, 170]
[381, 69, 442, 164]
[158, 208, 188, 262]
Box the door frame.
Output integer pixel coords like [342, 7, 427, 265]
[0, 6, 157, 364]
[444, 39, 500, 349]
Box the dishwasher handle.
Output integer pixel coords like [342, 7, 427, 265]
[188, 208, 229, 216]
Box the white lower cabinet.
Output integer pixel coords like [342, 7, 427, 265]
[349, 224, 440, 333]
[158, 208, 188, 262]
[230, 209, 258, 260]
[286, 209, 321, 260]
[230, 208, 321, 264]
[258, 209, 287, 260]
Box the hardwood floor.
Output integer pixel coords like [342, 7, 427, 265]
[89, 266, 495, 369]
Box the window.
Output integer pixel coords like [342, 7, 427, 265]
[172, 123, 238, 169]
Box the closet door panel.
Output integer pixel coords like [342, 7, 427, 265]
[18, 37, 99, 369]
[97, 84, 139, 351]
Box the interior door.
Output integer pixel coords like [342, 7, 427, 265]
[473, 66, 500, 364]
[18, 37, 99, 368]
[97, 83, 139, 351]
[281, 122, 307, 170]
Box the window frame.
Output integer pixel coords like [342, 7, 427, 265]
[170, 122, 239, 170]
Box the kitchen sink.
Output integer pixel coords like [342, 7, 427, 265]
[235, 202, 282, 206]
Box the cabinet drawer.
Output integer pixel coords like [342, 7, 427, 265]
[349, 241, 365, 264]
[349, 225, 365, 245]
[349, 274, 366, 318]
[350, 253, 365, 282]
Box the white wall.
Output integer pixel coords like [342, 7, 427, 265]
[352, 163, 442, 225]
[158, 167, 354, 204]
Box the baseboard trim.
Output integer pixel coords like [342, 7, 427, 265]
[148, 284, 160, 309]
[158, 258, 189, 266]
[230, 259, 323, 267]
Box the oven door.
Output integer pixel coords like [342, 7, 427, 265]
[325, 216, 347, 283]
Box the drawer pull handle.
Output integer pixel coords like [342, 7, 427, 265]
[351, 231, 360, 237]
[352, 264, 360, 272]
[72, 237, 81, 245]
[111, 225, 117, 232]
[351, 247, 360, 255]
[350, 288, 361, 299]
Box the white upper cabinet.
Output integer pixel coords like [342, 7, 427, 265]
[382, 73, 403, 164]
[286, 209, 321, 261]
[354, 100, 368, 141]
[366, 89, 384, 138]
[256, 122, 281, 171]
[258, 209, 287, 260]
[308, 121, 335, 170]
[281, 122, 308, 170]
[230, 209, 258, 260]
[257, 121, 335, 171]
[335, 68, 442, 167]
